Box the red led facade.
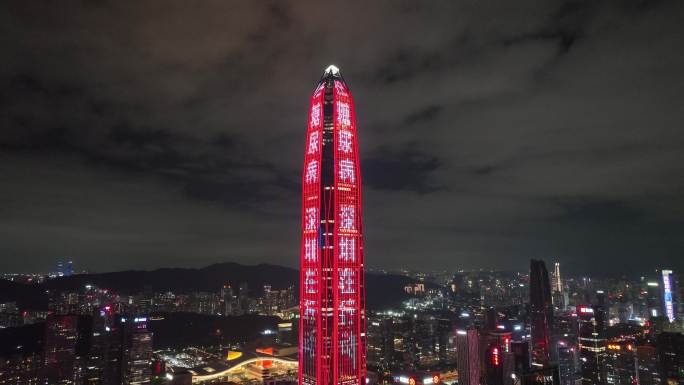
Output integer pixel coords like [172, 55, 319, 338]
[299, 66, 366, 385]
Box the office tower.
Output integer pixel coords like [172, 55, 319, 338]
[511, 341, 531, 377]
[437, 317, 452, 366]
[237, 282, 249, 314]
[530, 260, 554, 367]
[636, 343, 661, 385]
[44, 314, 79, 384]
[124, 317, 153, 384]
[367, 316, 396, 370]
[645, 281, 662, 318]
[661, 270, 677, 323]
[577, 305, 606, 385]
[484, 336, 514, 385]
[553, 313, 579, 385]
[551, 263, 564, 310]
[656, 332, 683, 385]
[276, 320, 296, 346]
[299, 66, 366, 385]
[552, 263, 562, 293]
[65, 260, 74, 277]
[86, 312, 153, 385]
[456, 329, 480, 385]
[604, 340, 637, 385]
[485, 344, 505, 385]
[555, 342, 578, 385]
[220, 284, 235, 316]
[511, 341, 561, 385]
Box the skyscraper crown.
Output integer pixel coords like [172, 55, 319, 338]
[323, 64, 341, 77]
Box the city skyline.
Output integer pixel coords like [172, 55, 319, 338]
[2, 1, 684, 275]
[1, 2, 683, 385]
[1, 255, 681, 384]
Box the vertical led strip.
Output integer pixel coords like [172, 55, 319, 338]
[662, 270, 675, 323]
[300, 83, 324, 385]
[333, 79, 365, 385]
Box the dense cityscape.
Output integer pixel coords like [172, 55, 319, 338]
[2, 1, 683, 385]
[0, 260, 682, 384]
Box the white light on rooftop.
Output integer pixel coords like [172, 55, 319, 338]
[324, 65, 340, 75]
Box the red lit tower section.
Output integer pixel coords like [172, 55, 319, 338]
[300, 65, 366, 385]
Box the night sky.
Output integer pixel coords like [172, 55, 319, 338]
[1, 1, 683, 275]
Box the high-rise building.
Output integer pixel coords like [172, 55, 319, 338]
[299, 65, 366, 385]
[511, 341, 531, 378]
[85, 311, 153, 385]
[484, 337, 514, 385]
[57, 261, 64, 277]
[555, 342, 578, 385]
[436, 317, 452, 366]
[551, 263, 565, 311]
[553, 313, 579, 385]
[123, 317, 153, 384]
[604, 340, 637, 385]
[552, 263, 562, 294]
[44, 315, 79, 385]
[65, 260, 74, 277]
[367, 316, 395, 370]
[661, 270, 677, 323]
[577, 305, 607, 385]
[530, 260, 554, 367]
[656, 332, 683, 385]
[456, 329, 480, 385]
[635, 343, 661, 385]
[645, 281, 662, 319]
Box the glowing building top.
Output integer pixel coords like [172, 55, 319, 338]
[323, 64, 341, 77]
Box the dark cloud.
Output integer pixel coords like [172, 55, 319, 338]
[0, 0, 682, 275]
[363, 145, 442, 193]
[404, 105, 442, 125]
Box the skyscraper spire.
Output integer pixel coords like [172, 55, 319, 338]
[299, 66, 366, 385]
[553, 262, 562, 293]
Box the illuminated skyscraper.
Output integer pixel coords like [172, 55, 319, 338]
[661, 269, 676, 323]
[44, 315, 79, 384]
[604, 339, 637, 385]
[299, 65, 366, 385]
[530, 260, 554, 367]
[552, 263, 562, 293]
[456, 329, 480, 385]
[484, 331, 514, 385]
[577, 305, 607, 385]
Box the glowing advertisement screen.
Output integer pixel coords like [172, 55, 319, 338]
[662, 270, 675, 322]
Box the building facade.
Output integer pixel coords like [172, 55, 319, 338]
[456, 329, 480, 385]
[530, 260, 554, 367]
[577, 305, 607, 385]
[299, 66, 366, 385]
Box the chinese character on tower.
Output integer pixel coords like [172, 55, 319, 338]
[299, 65, 366, 385]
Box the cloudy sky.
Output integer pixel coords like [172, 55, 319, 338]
[1, 1, 683, 275]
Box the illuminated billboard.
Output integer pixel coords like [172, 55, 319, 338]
[662, 270, 675, 322]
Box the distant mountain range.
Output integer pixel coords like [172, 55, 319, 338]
[1, 262, 433, 311]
